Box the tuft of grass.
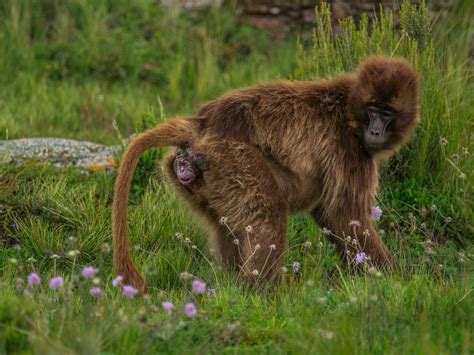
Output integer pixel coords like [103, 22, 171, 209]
[0, 0, 297, 143]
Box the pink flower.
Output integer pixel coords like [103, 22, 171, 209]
[81, 266, 98, 279]
[162, 301, 175, 312]
[184, 303, 197, 318]
[292, 261, 300, 273]
[27, 272, 41, 286]
[355, 252, 368, 265]
[112, 275, 124, 287]
[192, 279, 206, 294]
[90, 287, 102, 297]
[372, 206, 382, 221]
[122, 285, 138, 298]
[49, 276, 64, 289]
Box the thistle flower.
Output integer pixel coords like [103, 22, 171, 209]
[245, 225, 253, 233]
[207, 288, 217, 298]
[439, 137, 448, 146]
[192, 279, 207, 294]
[81, 266, 98, 279]
[100, 243, 111, 253]
[90, 287, 102, 297]
[303, 241, 312, 249]
[27, 272, 41, 286]
[184, 303, 197, 318]
[67, 250, 79, 257]
[355, 252, 368, 265]
[349, 220, 361, 227]
[371, 206, 382, 221]
[180, 272, 191, 280]
[122, 285, 138, 298]
[112, 275, 124, 287]
[49, 276, 64, 289]
[162, 301, 175, 312]
[321, 227, 331, 235]
[292, 261, 301, 273]
[233, 239, 239, 245]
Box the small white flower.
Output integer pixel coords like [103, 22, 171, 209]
[349, 220, 361, 227]
[269, 244, 276, 250]
[180, 272, 191, 280]
[251, 269, 259, 276]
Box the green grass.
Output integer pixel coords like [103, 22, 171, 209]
[0, 1, 472, 353]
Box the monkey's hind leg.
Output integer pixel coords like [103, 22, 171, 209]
[163, 152, 240, 268]
[196, 138, 289, 284]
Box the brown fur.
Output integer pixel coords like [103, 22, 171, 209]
[112, 56, 420, 292]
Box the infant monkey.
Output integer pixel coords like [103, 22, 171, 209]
[173, 143, 208, 190]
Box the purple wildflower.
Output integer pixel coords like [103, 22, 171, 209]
[49, 276, 64, 289]
[162, 301, 175, 312]
[122, 285, 138, 298]
[192, 279, 207, 294]
[184, 303, 197, 318]
[292, 261, 301, 273]
[112, 275, 124, 287]
[81, 266, 98, 279]
[355, 252, 368, 265]
[27, 272, 41, 286]
[372, 206, 382, 221]
[90, 287, 102, 297]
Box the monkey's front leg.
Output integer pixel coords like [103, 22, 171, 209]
[311, 208, 394, 269]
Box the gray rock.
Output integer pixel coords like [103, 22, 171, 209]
[0, 138, 121, 172]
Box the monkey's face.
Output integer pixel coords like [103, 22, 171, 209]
[362, 106, 396, 153]
[349, 56, 420, 156]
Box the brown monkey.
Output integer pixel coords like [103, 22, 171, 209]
[113, 56, 419, 292]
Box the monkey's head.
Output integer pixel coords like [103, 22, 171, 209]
[349, 56, 420, 157]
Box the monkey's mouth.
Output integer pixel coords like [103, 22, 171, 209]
[179, 177, 194, 185]
[363, 131, 387, 152]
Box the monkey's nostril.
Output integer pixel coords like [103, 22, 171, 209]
[370, 130, 380, 136]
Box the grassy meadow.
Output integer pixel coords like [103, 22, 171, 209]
[0, 1, 472, 353]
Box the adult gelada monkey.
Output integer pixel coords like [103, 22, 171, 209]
[112, 56, 420, 292]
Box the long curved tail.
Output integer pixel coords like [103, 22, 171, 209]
[112, 117, 195, 293]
